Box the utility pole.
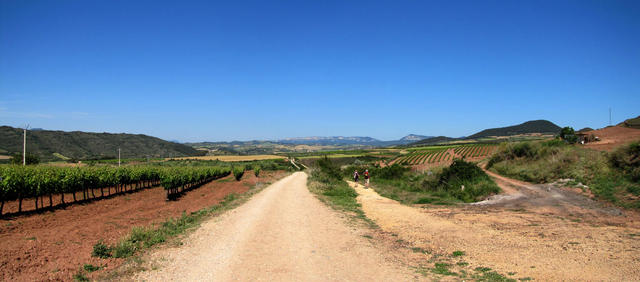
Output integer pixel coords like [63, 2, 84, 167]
[22, 124, 29, 166]
[23, 128, 26, 166]
[118, 148, 121, 167]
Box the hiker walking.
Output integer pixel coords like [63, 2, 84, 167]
[353, 170, 359, 186]
[364, 169, 370, 188]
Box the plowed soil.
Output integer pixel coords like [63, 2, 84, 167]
[0, 171, 286, 281]
[583, 126, 640, 151]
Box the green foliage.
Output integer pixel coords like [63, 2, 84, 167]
[10, 153, 40, 165]
[82, 264, 102, 272]
[91, 240, 112, 258]
[342, 163, 409, 181]
[73, 271, 89, 282]
[308, 157, 364, 216]
[559, 126, 578, 144]
[452, 250, 465, 257]
[348, 160, 499, 204]
[425, 160, 501, 203]
[609, 142, 640, 181]
[0, 126, 203, 162]
[314, 156, 343, 184]
[233, 166, 245, 181]
[253, 165, 261, 177]
[432, 263, 456, 276]
[489, 140, 640, 209]
[0, 165, 231, 212]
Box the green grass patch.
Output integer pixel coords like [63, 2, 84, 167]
[452, 250, 465, 257]
[83, 264, 102, 272]
[73, 271, 89, 282]
[431, 262, 457, 276]
[306, 156, 376, 226]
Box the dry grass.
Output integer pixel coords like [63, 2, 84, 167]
[168, 155, 285, 162]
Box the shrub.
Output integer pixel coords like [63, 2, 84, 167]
[314, 156, 342, 183]
[83, 264, 102, 272]
[233, 166, 245, 181]
[559, 126, 578, 144]
[424, 159, 500, 202]
[91, 240, 112, 258]
[10, 152, 40, 165]
[253, 165, 261, 177]
[113, 240, 136, 258]
[609, 142, 640, 181]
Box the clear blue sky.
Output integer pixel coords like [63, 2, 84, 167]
[1, 0, 639, 142]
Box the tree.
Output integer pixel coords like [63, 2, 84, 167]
[10, 153, 40, 165]
[559, 127, 578, 144]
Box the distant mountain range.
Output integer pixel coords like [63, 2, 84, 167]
[0, 119, 568, 161]
[276, 134, 433, 146]
[0, 126, 203, 161]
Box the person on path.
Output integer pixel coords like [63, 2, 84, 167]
[364, 169, 370, 188]
[353, 170, 359, 186]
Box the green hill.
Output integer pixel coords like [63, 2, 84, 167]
[465, 120, 561, 139]
[0, 126, 203, 161]
[618, 115, 640, 129]
[410, 136, 458, 146]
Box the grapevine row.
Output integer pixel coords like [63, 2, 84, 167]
[0, 165, 231, 215]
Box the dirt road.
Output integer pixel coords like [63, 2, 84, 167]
[352, 177, 640, 281]
[134, 172, 415, 281]
[0, 171, 285, 281]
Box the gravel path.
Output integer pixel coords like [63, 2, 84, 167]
[134, 172, 414, 281]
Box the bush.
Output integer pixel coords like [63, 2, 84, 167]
[424, 159, 501, 202]
[91, 240, 112, 258]
[233, 166, 245, 181]
[559, 126, 578, 144]
[253, 165, 261, 177]
[10, 152, 40, 165]
[609, 142, 640, 181]
[342, 163, 409, 181]
[314, 156, 342, 183]
[113, 240, 136, 258]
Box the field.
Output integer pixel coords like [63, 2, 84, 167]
[390, 144, 498, 166]
[168, 155, 285, 162]
[0, 170, 287, 281]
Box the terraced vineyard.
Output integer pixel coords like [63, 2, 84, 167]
[392, 144, 497, 166]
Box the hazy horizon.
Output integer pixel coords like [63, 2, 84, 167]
[2, 1, 639, 142]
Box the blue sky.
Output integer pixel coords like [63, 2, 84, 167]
[1, 0, 639, 142]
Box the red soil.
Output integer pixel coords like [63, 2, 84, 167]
[0, 171, 287, 281]
[582, 126, 640, 151]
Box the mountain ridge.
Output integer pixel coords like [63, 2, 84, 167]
[0, 126, 203, 161]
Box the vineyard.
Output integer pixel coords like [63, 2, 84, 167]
[391, 145, 497, 166]
[0, 165, 232, 216]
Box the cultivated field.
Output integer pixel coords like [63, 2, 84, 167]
[390, 144, 498, 167]
[168, 155, 285, 162]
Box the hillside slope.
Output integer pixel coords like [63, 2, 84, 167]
[618, 115, 640, 129]
[466, 120, 561, 139]
[0, 126, 202, 161]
